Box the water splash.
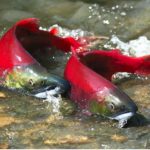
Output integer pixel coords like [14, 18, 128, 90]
[88, 4, 101, 20]
[110, 35, 150, 80]
[44, 94, 62, 113]
[87, 3, 133, 35]
[46, 88, 62, 113]
[49, 24, 93, 39]
[35, 87, 62, 113]
[111, 35, 150, 57]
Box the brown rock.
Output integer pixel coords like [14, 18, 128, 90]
[0, 143, 9, 149]
[111, 134, 128, 143]
[0, 116, 21, 127]
[0, 92, 6, 98]
[44, 134, 91, 145]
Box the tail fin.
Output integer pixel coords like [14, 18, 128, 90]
[135, 54, 150, 76]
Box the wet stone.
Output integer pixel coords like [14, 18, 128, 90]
[0, 92, 6, 98]
[0, 116, 21, 128]
[0, 143, 9, 149]
[44, 134, 91, 145]
[111, 134, 128, 143]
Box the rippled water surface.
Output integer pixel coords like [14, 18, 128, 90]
[0, 0, 150, 149]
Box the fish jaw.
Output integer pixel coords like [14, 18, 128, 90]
[89, 87, 138, 128]
[1, 63, 70, 98]
[110, 112, 134, 128]
[33, 86, 61, 99]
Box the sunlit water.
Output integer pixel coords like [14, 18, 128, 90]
[0, 0, 150, 149]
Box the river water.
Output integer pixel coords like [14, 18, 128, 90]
[0, 0, 150, 149]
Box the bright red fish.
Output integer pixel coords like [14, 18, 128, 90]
[0, 18, 72, 97]
[64, 45, 150, 127]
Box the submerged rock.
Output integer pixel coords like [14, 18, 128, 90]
[44, 134, 91, 145]
[111, 134, 128, 143]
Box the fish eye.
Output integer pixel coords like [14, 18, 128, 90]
[29, 79, 34, 86]
[108, 102, 115, 110]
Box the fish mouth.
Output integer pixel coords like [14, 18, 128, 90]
[108, 112, 135, 128]
[30, 85, 62, 99]
[28, 73, 70, 99]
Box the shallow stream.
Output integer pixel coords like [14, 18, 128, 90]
[0, 0, 150, 148]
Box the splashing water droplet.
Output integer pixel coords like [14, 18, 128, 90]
[118, 119, 127, 128]
[43, 87, 62, 113]
[103, 20, 110, 25]
[120, 12, 126, 16]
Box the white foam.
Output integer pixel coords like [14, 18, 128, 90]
[49, 24, 93, 39]
[112, 72, 131, 80]
[35, 87, 62, 113]
[111, 35, 150, 57]
[103, 20, 110, 25]
[39, 26, 48, 31]
[44, 94, 62, 113]
[109, 35, 150, 80]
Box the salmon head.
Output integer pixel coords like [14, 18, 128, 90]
[64, 50, 140, 127]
